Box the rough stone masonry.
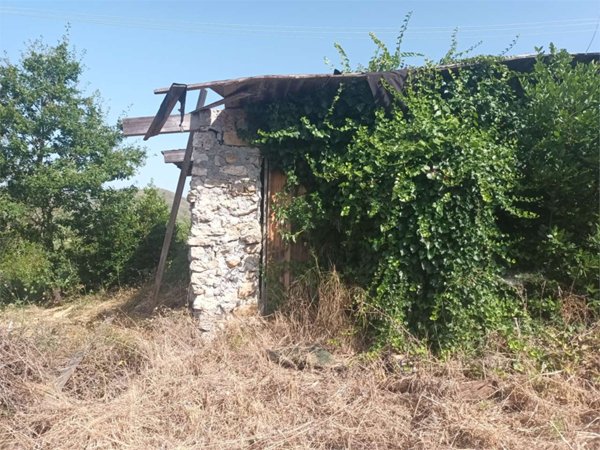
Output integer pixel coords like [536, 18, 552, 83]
[187, 109, 262, 331]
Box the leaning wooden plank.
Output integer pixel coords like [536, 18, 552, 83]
[151, 89, 207, 305]
[143, 83, 188, 141]
[122, 114, 192, 137]
[151, 130, 195, 305]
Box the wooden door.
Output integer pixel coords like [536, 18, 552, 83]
[260, 163, 309, 313]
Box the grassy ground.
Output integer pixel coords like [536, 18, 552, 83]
[0, 283, 598, 449]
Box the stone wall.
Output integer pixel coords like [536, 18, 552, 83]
[187, 109, 262, 331]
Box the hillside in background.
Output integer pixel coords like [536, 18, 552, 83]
[154, 188, 191, 224]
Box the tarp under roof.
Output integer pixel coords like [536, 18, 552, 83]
[154, 53, 599, 111]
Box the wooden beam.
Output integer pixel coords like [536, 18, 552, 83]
[189, 92, 252, 113]
[197, 88, 208, 111]
[122, 114, 192, 137]
[161, 149, 187, 164]
[162, 149, 191, 175]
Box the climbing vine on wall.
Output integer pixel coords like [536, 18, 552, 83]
[244, 40, 599, 351]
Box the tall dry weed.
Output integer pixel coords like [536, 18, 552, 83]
[0, 287, 598, 449]
[277, 268, 365, 351]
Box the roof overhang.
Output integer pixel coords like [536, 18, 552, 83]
[153, 52, 599, 111]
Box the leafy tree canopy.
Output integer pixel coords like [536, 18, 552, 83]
[0, 32, 166, 302]
[0, 33, 144, 249]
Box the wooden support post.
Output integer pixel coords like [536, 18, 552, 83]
[259, 159, 269, 314]
[151, 88, 207, 305]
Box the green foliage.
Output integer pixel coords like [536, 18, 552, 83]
[0, 33, 144, 251]
[0, 238, 53, 303]
[246, 39, 599, 350]
[257, 62, 526, 349]
[510, 46, 600, 299]
[0, 33, 184, 302]
[439, 29, 483, 65]
[343, 67, 526, 347]
[326, 12, 423, 72]
[74, 187, 180, 288]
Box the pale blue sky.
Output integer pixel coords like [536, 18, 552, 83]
[1, 0, 598, 191]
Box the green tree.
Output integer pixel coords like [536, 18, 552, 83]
[73, 187, 184, 289]
[0, 33, 145, 300]
[0, 33, 144, 248]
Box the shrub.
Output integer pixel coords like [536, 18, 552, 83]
[0, 238, 54, 303]
[74, 187, 187, 289]
[510, 47, 600, 298]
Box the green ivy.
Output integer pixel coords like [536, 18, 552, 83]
[245, 41, 599, 351]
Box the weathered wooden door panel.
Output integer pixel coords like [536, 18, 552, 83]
[261, 164, 309, 313]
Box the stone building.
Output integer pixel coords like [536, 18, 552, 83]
[121, 52, 599, 330]
[142, 71, 414, 329]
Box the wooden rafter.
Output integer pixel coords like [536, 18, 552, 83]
[143, 83, 187, 140]
[161, 149, 188, 164]
[161, 149, 191, 175]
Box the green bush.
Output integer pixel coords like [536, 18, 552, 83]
[0, 238, 54, 303]
[74, 187, 187, 289]
[0, 186, 188, 303]
[510, 47, 600, 298]
[1, 34, 152, 302]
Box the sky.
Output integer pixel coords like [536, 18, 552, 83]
[1, 0, 598, 192]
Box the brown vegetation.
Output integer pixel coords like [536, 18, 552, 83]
[0, 282, 598, 449]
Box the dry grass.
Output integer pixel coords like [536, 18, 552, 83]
[0, 281, 599, 449]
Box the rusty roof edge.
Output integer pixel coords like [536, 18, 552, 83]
[153, 52, 599, 96]
[436, 52, 599, 70]
[153, 72, 378, 94]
